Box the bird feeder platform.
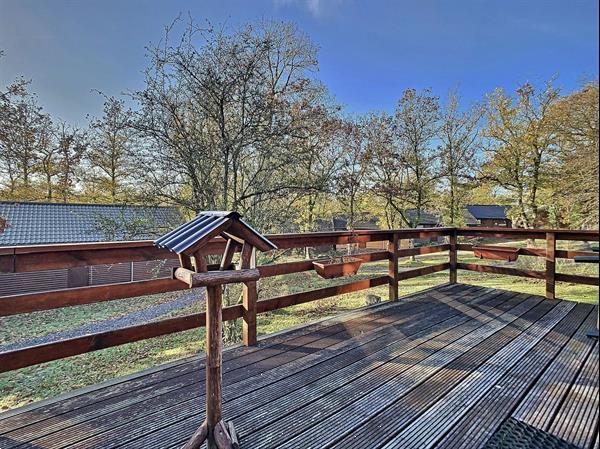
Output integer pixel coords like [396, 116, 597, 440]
[154, 211, 276, 449]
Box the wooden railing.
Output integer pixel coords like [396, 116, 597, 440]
[0, 227, 597, 374]
[454, 227, 599, 299]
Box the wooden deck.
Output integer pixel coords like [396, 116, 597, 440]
[0, 283, 598, 449]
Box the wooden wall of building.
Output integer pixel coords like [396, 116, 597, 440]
[0, 259, 180, 297]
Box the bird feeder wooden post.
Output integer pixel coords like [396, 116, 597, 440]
[154, 211, 276, 449]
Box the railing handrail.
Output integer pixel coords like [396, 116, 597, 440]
[0, 227, 438, 253]
[0, 227, 453, 273]
[0, 227, 597, 374]
[1, 225, 597, 254]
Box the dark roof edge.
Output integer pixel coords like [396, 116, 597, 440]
[0, 200, 176, 209]
[465, 204, 511, 207]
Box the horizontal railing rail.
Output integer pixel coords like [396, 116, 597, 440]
[0, 226, 597, 373]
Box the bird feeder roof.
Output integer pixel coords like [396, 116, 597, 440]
[154, 211, 277, 255]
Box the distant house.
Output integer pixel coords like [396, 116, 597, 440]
[314, 206, 512, 232]
[404, 209, 442, 228]
[464, 205, 512, 228]
[0, 201, 182, 296]
[329, 216, 381, 232]
[313, 215, 385, 250]
[403, 206, 513, 228]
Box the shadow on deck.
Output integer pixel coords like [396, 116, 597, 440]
[0, 284, 598, 449]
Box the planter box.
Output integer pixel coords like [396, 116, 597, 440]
[473, 245, 520, 262]
[312, 257, 363, 279]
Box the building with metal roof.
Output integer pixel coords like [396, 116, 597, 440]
[0, 201, 182, 246]
[465, 205, 512, 227]
[404, 209, 442, 228]
[0, 201, 183, 296]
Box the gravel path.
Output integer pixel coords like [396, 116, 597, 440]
[0, 288, 205, 353]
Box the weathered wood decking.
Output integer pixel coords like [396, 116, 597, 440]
[0, 283, 598, 449]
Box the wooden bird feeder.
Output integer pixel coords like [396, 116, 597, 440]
[155, 211, 276, 449]
[473, 245, 520, 262]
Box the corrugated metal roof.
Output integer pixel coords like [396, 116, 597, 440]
[466, 205, 510, 220]
[154, 211, 277, 255]
[0, 201, 182, 246]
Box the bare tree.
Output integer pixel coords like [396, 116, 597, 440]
[438, 91, 483, 225]
[393, 88, 441, 226]
[130, 19, 333, 228]
[37, 114, 58, 200]
[87, 96, 135, 202]
[362, 112, 412, 228]
[335, 118, 368, 230]
[54, 122, 87, 202]
[294, 113, 344, 232]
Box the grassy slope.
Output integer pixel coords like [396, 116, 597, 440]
[0, 251, 597, 411]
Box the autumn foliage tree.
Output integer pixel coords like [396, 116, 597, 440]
[0, 24, 598, 231]
[393, 88, 441, 226]
[87, 96, 136, 202]
[482, 81, 560, 228]
[0, 79, 48, 198]
[549, 82, 599, 228]
[0, 69, 89, 202]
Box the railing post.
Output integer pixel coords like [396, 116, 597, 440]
[546, 232, 556, 299]
[449, 229, 458, 284]
[388, 233, 399, 301]
[205, 285, 223, 449]
[242, 281, 257, 346]
[242, 245, 257, 346]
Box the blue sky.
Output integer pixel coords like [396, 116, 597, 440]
[1, 0, 598, 125]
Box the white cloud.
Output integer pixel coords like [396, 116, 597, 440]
[274, 0, 343, 18]
[306, 0, 323, 16]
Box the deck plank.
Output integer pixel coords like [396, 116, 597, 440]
[432, 303, 595, 449]
[1, 285, 481, 448]
[328, 296, 563, 449]
[0, 284, 465, 431]
[69, 287, 503, 449]
[0, 284, 596, 449]
[549, 340, 599, 449]
[512, 306, 599, 433]
[0, 284, 476, 445]
[379, 300, 576, 449]
[239, 293, 538, 449]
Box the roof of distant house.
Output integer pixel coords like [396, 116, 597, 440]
[465, 205, 511, 220]
[405, 209, 441, 226]
[0, 201, 182, 246]
[330, 216, 381, 231]
[462, 208, 480, 225]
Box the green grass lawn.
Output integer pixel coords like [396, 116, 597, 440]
[1, 249, 597, 411]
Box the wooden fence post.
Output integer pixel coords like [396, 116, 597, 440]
[546, 232, 556, 300]
[205, 285, 223, 449]
[449, 229, 458, 284]
[388, 234, 399, 301]
[242, 245, 258, 346]
[243, 281, 257, 346]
